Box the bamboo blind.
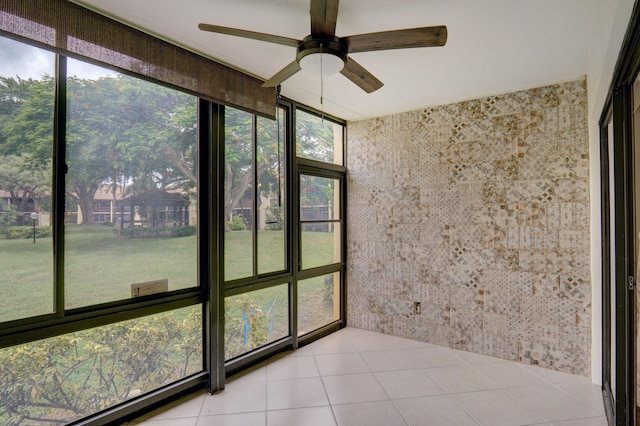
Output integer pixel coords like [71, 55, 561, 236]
[0, 0, 276, 118]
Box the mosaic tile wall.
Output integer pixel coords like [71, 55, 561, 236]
[346, 79, 591, 376]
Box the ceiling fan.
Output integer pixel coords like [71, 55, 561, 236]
[199, 0, 447, 93]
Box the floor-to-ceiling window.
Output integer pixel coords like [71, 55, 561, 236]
[222, 103, 347, 375]
[223, 105, 291, 362]
[0, 36, 206, 425]
[0, 30, 347, 425]
[295, 109, 345, 339]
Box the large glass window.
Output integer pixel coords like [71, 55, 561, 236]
[224, 107, 286, 281]
[224, 108, 254, 281]
[225, 284, 289, 360]
[64, 59, 198, 309]
[0, 37, 55, 322]
[295, 108, 345, 339]
[298, 272, 341, 335]
[296, 109, 344, 165]
[0, 306, 202, 425]
[223, 105, 289, 360]
[300, 175, 342, 270]
[0, 29, 347, 424]
[257, 114, 286, 275]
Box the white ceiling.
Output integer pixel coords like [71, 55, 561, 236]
[71, 0, 595, 121]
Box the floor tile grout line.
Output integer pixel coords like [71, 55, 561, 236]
[313, 351, 341, 426]
[547, 381, 607, 413]
[262, 374, 268, 419]
[387, 339, 485, 426]
[135, 328, 605, 425]
[501, 384, 605, 423]
[364, 341, 411, 426]
[195, 389, 208, 419]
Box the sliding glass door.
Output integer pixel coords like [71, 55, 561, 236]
[600, 78, 637, 426]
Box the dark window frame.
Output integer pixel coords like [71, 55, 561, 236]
[599, 2, 640, 424]
[0, 53, 206, 349]
[0, 34, 349, 425]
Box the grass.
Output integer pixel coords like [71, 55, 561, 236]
[0, 225, 341, 422]
[0, 226, 340, 327]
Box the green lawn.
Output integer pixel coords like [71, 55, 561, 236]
[0, 225, 341, 423]
[0, 226, 340, 328]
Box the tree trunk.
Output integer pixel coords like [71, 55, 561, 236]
[72, 179, 101, 225]
[223, 162, 267, 232]
[78, 197, 94, 225]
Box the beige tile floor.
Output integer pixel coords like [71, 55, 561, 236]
[125, 327, 607, 426]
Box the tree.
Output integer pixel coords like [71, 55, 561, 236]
[295, 109, 336, 164]
[222, 107, 340, 231]
[0, 70, 337, 229]
[0, 155, 49, 219]
[0, 309, 201, 425]
[64, 75, 197, 224]
[0, 76, 55, 164]
[0, 72, 198, 225]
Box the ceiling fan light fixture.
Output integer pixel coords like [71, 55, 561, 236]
[299, 52, 345, 76]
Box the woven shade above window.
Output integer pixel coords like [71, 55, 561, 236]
[0, 0, 276, 119]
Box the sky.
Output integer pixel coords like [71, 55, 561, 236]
[0, 36, 116, 80]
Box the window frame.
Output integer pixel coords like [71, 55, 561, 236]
[0, 34, 349, 425]
[222, 104, 291, 287]
[293, 106, 347, 346]
[0, 53, 207, 353]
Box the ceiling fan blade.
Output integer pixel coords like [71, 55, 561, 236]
[198, 23, 300, 48]
[340, 57, 383, 93]
[262, 60, 302, 87]
[342, 25, 447, 53]
[310, 0, 340, 38]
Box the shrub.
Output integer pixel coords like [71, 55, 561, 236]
[224, 294, 267, 360]
[117, 225, 196, 238]
[265, 207, 284, 231]
[228, 215, 247, 231]
[0, 225, 52, 240]
[172, 225, 197, 237]
[323, 275, 334, 304]
[0, 205, 21, 236]
[0, 308, 202, 425]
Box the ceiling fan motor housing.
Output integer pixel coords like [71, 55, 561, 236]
[297, 36, 347, 74]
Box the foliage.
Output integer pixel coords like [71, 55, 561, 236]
[264, 207, 284, 231]
[224, 294, 267, 360]
[301, 174, 336, 210]
[295, 109, 336, 164]
[224, 107, 339, 231]
[0, 154, 50, 218]
[0, 204, 21, 232]
[0, 308, 201, 425]
[0, 73, 197, 226]
[323, 274, 335, 304]
[0, 76, 55, 162]
[117, 225, 196, 239]
[170, 225, 197, 238]
[227, 215, 248, 231]
[0, 225, 51, 240]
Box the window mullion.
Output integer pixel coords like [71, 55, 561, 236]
[252, 115, 259, 277]
[53, 54, 67, 317]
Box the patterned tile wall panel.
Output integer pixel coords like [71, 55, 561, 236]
[346, 79, 590, 377]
